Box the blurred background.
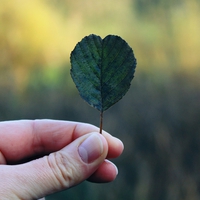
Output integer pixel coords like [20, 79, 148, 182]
[1, 0, 200, 199]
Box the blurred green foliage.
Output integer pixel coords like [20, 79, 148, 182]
[0, 0, 200, 199]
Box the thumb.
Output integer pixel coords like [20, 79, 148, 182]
[1, 133, 108, 200]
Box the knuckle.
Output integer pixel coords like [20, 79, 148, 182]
[47, 152, 80, 189]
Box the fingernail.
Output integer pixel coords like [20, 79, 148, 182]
[78, 134, 104, 163]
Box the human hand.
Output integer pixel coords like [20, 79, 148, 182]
[0, 120, 123, 199]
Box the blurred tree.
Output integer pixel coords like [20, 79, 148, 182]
[0, 0, 68, 88]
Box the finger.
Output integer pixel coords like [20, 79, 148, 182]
[102, 132, 124, 159]
[0, 120, 81, 163]
[72, 122, 124, 158]
[0, 133, 110, 199]
[0, 120, 123, 164]
[87, 159, 118, 183]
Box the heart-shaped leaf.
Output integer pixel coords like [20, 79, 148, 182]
[70, 34, 136, 111]
[70, 34, 137, 133]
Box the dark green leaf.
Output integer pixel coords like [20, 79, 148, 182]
[70, 34, 137, 112]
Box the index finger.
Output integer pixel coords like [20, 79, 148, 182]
[0, 120, 123, 164]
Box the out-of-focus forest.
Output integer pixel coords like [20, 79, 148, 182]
[1, 0, 200, 199]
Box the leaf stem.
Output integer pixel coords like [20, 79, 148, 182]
[99, 111, 103, 134]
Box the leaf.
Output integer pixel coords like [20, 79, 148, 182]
[70, 34, 137, 112]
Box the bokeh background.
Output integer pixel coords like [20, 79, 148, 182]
[1, 0, 200, 199]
